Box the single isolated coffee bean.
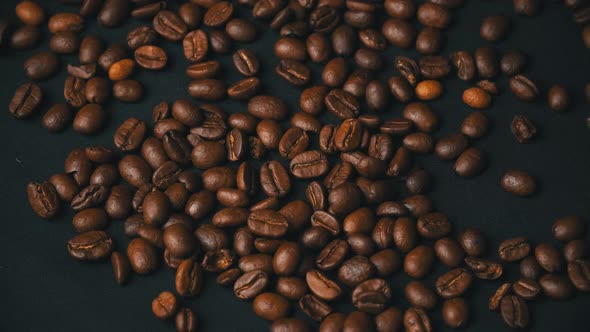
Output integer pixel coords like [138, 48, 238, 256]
[501, 170, 536, 197]
[511, 115, 537, 143]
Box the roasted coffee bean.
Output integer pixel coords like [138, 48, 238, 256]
[451, 51, 476, 81]
[71, 184, 108, 211]
[480, 15, 510, 41]
[260, 161, 291, 197]
[405, 281, 437, 310]
[68, 230, 113, 261]
[417, 212, 451, 239]
[513, 278, 541, 300]
[113, 80, 143, 103]
[186, 61, 221, 79]
[226, 18, 257, 43]
[97, 0, 130, 28]
[135, 45, 167, 70]
[520, 256, 542, 280]
[454, 148, 485, 177]
[275, 276, 306, 300]
[499, 237, 531, 262]
[49, 173, 79, 203]
[119, 155, 152, 188]
[188, 79, 226, 101]
[434, 133, 468, 161]
[234, 270, 269, 300]
[204, 1, 234, 27]
[276, 60, 311, 86]
[403, 307, 432, 332]
[183, 30, 208, 63]
[511, 115, 536, 143]
[500, 295, 528, 329]
[175, 307, 198, 332]
[547, 85, 570, 112]
[501, 50, 527, 76]
[441, 298, 468, 329]
[301, 86, 328, 115]
[540, 274, 574, 300]
[306, 32, 331, 63]
[127, 26, 158, 50]
[10, 25, 41, 49]
[474, 46, 499, 79]
[463, 87, 491, 109]
[489, 282, 511, 311]
[514, 0, 540, 16]
[382, 18, 415, 49]
[152, 291, 177, 320]
[233, 49, 259, 76]
[248, 209, 289, 238]
[27, 181, 60, 219]
[84, 77, 110, 104]
[434, 238, 464, 268]
[464, 257, 502, 280]
[535, 243, 563, 272]
[111, 251, 130, 285]
[403, 133, 433, 154]
[249, 95, 289, 120]
[9, 82, 42, 119]
[114, 117, 147, 152]
[24, 52, 59, 81]
[345, 69, 372, 98]
[351, 278, 391, 314]
[175, 258, 202, 297]
[435, 268, 472, 298]
[325, 89, 361, 119]
[104, 184, 133, 219]
[458, 228, 487, 257]
[568, 259, 590, 291]
[153, 10, 187, 41]
[415, 80, 442, 101]
[461, 111, 489, 139]
[420, 56, 451, 79]
[404, 245, 434, 279]
[509, 75, 539, 101]
[49, 31, 80, 54]
[253, 293, 290, 321]
[16, 1, 45, 26]
[501, 170, 536, 196]
[291, 151, 330, 179]
[48, 13, 84, 33]
[212, 207, 249, 228]
[299, 294, 333, 321]
[72, 207, 108, 233]
[553, 216, 586, 242]
[217, 268, 241, 287]
[306, 269, 342, 301]
[202, 166, 235, 192]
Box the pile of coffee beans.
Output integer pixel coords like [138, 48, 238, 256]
[8, 0, 590, 331]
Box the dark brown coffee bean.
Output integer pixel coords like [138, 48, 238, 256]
[404, 245, 434, 279]
[417, 212, 450, 239]
[49, 31, 80, 54]
[548, 85, 570, 112]
[441, 298, 468, 329]
[351, 278, 392, 314]
[513, 278, 541, 300]
[72, 207, 108, 233]
[186, 61, 221, 79]
[248, 209, 289, 238]
[310, 5, 340, 32]
[405, 281, 437, 310]
[299, 294, 333, 321]
[24, 52, 59, 81]
[204, 1, 234, 27]
[480, 15, 510, 41]
[152, 291, 177, 320]
[202, 166, 235, 192]
[127, 26, 158, 50]
[213, 207, 249, 228]
[520, 256, 542, 280]
[111, 251, 130, 285]
[253, 292, 290, 321]
[233, 49, 259, 76]
[70, 184, 108, 211]
[114, 117, 146, 152]
[403, 308, 432, 332]
[461, 111, 489, 139]
[489, 282, 512, 311]
[97, 0, 130, 28]
[234, 270, 269, 300]
[68, 230, 113, 261]
[568, 260, 590, 291]
[403, 133, 433, 154]
[27, 181, 60, 219]
[514, 0, 540, 16]
[435, 268, 472, 298]
[16, 1, 45, 25]
[501, 170, 536, 196]
[535, 243, 563, 272]
[435, 133, 468, 160]
[249, 95, 289, 120]
[509, 75, 539, 101]
[453, 147, 485, 177]
[464, 257, 503, 280]
[153, 10, 187, 41]
[325, 89, 360, 119]
[175, 258, 202, 297]
[260, 161, 291, 197]
[175, 307, 198, 332]
[113, 80, 143, 103]
[499, 237, 531, 262]
[540, 274, 574, 300]
[9, 82, 42, 119]
[553, 216, 586, 242]
[134, 45, 167, 70]
[10, 25, 41, 49]
[48, 13, 84, 33]
[182, 30, 208, 63]
[510, 115, 536, 143]
[474, 46, 499, 79]
[226, 18, 257, 43]
[119, 155, 152, 188]
[451, 50, 476, 81]
[433, 237, 464, 268]
[188, 79, 226, 101]
[382, 18, 415, 49]
[501, 50, 527, 76]
[500, 295, 528, 328]
[276, 60, 311, 86]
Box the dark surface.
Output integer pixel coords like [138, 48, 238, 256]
[1, 1, 589, 331]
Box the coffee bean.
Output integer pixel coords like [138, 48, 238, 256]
[461, 111, 489, 139]
[420, 55, 451, 79]
[475, 46, 499, 78]
[113, 80, 143, 103]
[520, 256, 542, 279]
[175, 258, 202, 297]
[540, 274, 574, 300]
[434, 238, 464, 268]
[27, 181, 60, 219]
[176, 308, 198, 332]
[351, 278, 391, 314]
[454, 147, 485, 177]
[153, 10, 187, 41]
[306, 269, 342, 301]
[442, 298, 468, 328]
[404, 245, 434, 279]
[547, 85, 570, 112]
[553, 216, 586, 242]
[111, 251, 130, 285]
[403, 133, 433, 154]
[501, 295, 528, 328]
[514, 0, 540, 16]
[501, 170, 536, 196]
[403, 307, 432, 332]
[480, 15, 510, 41]
[226, 18, 257, 42]
[568, 259, 590, 291]
[260, 161, 291, 197]
[10, 82, 42, 119]
[451, 50, 476, 81]
[509, 75, 539, 101]
[535, 243, 564, 272]
[463, 87, 491, 109]
[435, 268, 472, 298]
[249, 95, 289, 120]
[253, 293, 290, 321]
[511, 115, 536, 143]
[233, 49, 259, 76]
[68, 230, 113, 261]
[464, 257, 503, 280]
[24, 52, 59, 81]
[276, 60, 311, 86]
[48, 13, 84, 33]
[458, 228, 487, 257]
[152, 291, 177, 320]
[204, 1, 234, 27]
[489, 282, 512, 311]
[16, 1, 45, 26]
[513, 278, 541, 300]
[135, 45, 167, 70]
[499, 237, 531, 262]
[382, 18, 415, 49]
[248, 209, 289, 238]
[127, 26, 158, 50]
[10, 25, 41, 49]
[415, 80, 442, 100]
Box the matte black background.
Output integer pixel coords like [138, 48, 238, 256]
[1, 0, 589, 331]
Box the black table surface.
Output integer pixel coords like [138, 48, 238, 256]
[1, 1, 589, 331]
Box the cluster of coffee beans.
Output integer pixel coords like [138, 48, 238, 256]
[10, 0, 590, 331]
[561, 0, 590, 49]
